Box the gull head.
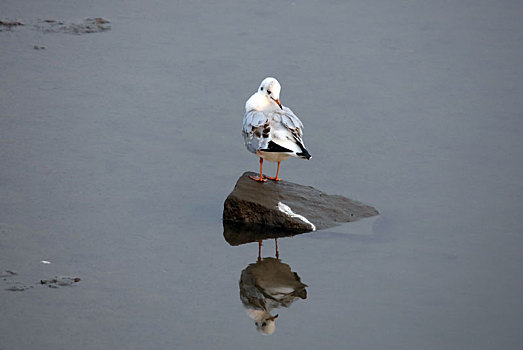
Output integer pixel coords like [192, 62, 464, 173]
[258, 77, 282, 109]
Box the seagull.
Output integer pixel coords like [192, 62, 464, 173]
[242, 77, 311, 182]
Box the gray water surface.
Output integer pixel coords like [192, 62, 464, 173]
[1, 1, 522, 349]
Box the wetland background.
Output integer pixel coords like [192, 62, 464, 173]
[1, 0, 522, 349]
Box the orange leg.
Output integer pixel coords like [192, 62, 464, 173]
[265, 162, 281, 181]
[249, 158, 267, 182]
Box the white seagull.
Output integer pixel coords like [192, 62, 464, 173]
[242, 77, 311, 182]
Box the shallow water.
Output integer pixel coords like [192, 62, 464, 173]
[1, 1, 522, 349]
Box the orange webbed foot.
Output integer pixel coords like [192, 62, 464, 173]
[264, 176, 281, 182]
[249, 175, 267, 182]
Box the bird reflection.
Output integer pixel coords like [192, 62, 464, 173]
[239, 239, 308, 335]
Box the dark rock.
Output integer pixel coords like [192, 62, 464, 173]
[223, 172, 379, 233]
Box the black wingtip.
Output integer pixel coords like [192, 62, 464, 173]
[297, 149, 311, 160]
[261, 141, 293, 153]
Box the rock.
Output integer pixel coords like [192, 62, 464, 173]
[223, 172, 379, 233]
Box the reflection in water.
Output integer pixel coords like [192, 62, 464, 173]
[223, 221, 307, 246]
[239, 240, 308, 335]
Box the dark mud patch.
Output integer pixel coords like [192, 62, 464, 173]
[35, 17, 111, 34]
[40, 276, 81, 288]
[1, 269, 18, 278]
[1, 269, 33, 291]
[5, 282, 34, 292]
[1, 17, 111, 35]
[1, 269, 80, 291]
[0, 20, 23, 31]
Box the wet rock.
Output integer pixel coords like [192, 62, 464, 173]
[223, 172, 379, 233]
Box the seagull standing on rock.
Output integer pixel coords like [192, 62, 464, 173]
[242, 77, 311, 182]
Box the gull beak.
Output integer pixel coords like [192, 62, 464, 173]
[272, 98, 283, 109]
[269, 314, 279, 321]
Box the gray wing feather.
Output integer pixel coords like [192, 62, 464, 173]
[243, 111, 268, 133]
[279, 107, 304, 137]
[242, 107, 306, 155]
[243, 110, 271, 154]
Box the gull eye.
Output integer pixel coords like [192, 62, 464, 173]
[260, 87, 263, 91]
[267, 90, 271, 95]
[262, 322, 267, 327]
